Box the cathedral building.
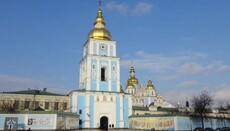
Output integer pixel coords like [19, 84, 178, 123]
[125, 66, 175, 109]
[68, 8, 132, 129]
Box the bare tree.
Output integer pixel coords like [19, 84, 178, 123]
[191, 90, 214, 129]
[226, 102, 230, 110]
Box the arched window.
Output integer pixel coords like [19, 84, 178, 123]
[110, 97, 113, 102]
[92, 64, 95, 69]
[103, 96, 107, 102]
[101, 68, 105, 81]
[97, 96, 99, 101]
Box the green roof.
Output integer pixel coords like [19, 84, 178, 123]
[132, 106, 149, 111]
[70, 89, 131, 95]
[3, 89, 66, 96]
[0, 110, 79, 117]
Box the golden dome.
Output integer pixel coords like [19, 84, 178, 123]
[126, 66, 139, 89]
[126, 80, 134, 89]
[146, 80, 155, 90]
[88, 9, 112, 40]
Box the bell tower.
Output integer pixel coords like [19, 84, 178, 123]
[79, 8, 120, 92]
[69, 5, 132, 129]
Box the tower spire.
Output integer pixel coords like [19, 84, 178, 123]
[88, 1, 112, 41]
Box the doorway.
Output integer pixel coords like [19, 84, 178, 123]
[100, 116, 108, 129]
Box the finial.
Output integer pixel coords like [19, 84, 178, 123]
[98, 0, 102, 8]
[148, 74, 151, 80]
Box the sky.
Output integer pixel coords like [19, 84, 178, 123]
[0, 0, 230, 106]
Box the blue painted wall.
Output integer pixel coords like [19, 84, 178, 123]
[111, 83, 117, 92]
[91, 80, 96, 91]
[175, 117, 191, 130]
[100, 82, 108, 91]
[191, 118, 202, 129]
[77, 96, 86, 128]
[116, 96, 120, 128]
[124, 96, 129, 128]
[89, 95, 94, 128]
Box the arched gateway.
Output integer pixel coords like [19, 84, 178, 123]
[100, 116, 108, 129]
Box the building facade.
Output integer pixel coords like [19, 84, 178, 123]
[0, 88, 69, 112]
[125, 66, 175, 108]
[68, 8, 132, 129]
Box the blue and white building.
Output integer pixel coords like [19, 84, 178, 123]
[68, 8, 132, 129]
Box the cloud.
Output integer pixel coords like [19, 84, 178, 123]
[0, 74, 70, 94]
[132, 2, 154, 15]
[122, 52, 176, 73]
[177, 80, 197, 88]
[106, 2, 129, 15]
[158, 75, 178, 80]
[178, 61, 230, 74]
[178, 63, 204, 74]
[106, 2, 153, 16]
[162, 89, 197, 106]
[212, 84, 230, 101]
[121, 50, 230, 78]
[216, 62, 230, 72]
[121, 50, 208, 73]
[162, 83, 230, 107]
[0, 75, 45, 89]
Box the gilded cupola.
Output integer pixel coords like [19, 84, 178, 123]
[146, 80, 155, 90]
[88, 8, 112, 40]
[126, 66, 139, 89]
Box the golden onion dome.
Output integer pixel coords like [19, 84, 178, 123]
[88, 9, 112, 40]
[126, 66, 139, 89]
[146, 80, 155, 90]
[128, 77, 139, 85]
[126, 82, 134, 89]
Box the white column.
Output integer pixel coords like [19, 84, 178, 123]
[108, 59, 111, 91]
[117, 59, 120, 92]
[108, 44, 110, 57]
[96, 59, 100, 91]
[120, 95, 124, 128]
[114, 43, 116, 57]
[71, 93, 77, 113]
[86, 57, 91, 90]
[84, 94, 90, 128]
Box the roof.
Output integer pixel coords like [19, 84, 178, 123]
[3, 89, 66, 96]
[69, 89, 131, 95]
[132, 106, 149, 111]
[0, 110, 79, 117]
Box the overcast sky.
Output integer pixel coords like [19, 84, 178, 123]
[0, 0, 230, 106]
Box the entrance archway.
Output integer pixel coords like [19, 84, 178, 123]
[100, 116, 108, 129]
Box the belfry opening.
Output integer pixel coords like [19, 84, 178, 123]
[101, 67, 106, 81]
